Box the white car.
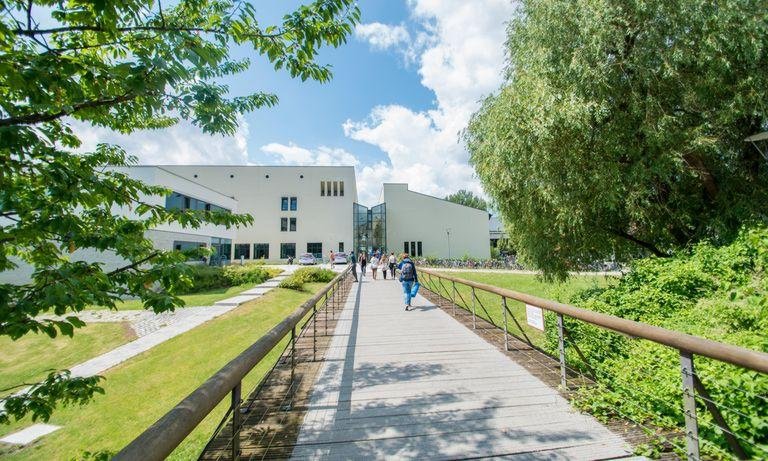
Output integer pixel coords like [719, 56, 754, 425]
[333, 254, 348, 264]
[298, 253, 316, 265]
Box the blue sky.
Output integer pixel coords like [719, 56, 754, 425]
[78, 0, 517, 206]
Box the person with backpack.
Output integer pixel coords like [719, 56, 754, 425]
[398, 253, 418, 310]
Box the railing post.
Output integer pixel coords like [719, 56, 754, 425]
[290, 325, 296, 390]
[471, 287, 477, 330]
[312, 304, 317, 362]
[324, 291, 329, 336]
[452, 281, 457, 315]
[231, 382, 241, 461]
[680, 350, 700, 460]
[502, 297, 509, 351]
[557, 313, 567, 389]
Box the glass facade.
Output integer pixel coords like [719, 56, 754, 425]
[210, 237, 232, 264]
[165, 192, 230, 213]
[353, 202, 386, 256]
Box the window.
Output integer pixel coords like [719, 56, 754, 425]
[404, 241, 409, 254]
[254, 243, 269, 259]
[333, 181, 338, 196]
[280, 243, 296, 259]
[326, 181, 332, 196]
[173, 241, 207, 261]
[340, 181, 344, 197]
[281, 197, 288, 211]
[165, 191, 230, 213]
[281, 217, 288, 232]
[417, 241, 423, 257]
[338, 242, 344, 252]
[321, 181, 325, 196]
[234, 243, 250, 260]
[307, 242, 322, 258]
[290, 197, 297, 211]
[289, 217, 296, 232]
[410, 241, 416, 256]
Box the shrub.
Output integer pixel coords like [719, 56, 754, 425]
[177, 264, 280, 294]
[548, 226, 768, 458]
[279, 267, 336, 290]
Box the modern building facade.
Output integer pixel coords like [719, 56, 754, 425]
[2, 165, 491, 284]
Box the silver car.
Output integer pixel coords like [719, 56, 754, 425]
[298, 253, 316, 265]
[333, 253, 348, 264]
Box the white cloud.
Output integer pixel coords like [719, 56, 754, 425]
[355, 22, 411, 50]
[345, 0, 516, 205]
[260, 142, 359, 167]
[73, 117, 251, 165]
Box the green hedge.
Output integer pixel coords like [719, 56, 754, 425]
[547, 226, 768, 458]
[177, 265, 280, 294]
[278, 267, 336, 291]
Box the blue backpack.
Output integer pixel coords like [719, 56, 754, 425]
[400, 260, 415, 281]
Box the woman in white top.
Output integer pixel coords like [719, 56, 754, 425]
[370, 254, 379, 280]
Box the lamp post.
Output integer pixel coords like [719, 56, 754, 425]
[446, 228, 452, 259]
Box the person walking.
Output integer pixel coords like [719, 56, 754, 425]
[349, 251, 358, 282]
[358, 252, 367, 278]
[388, 252, 396, 279]
[370, 253, 379, 280]
[399, 253, 418, 310]
[329, 250, 335, 269]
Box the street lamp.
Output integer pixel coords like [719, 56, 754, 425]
[446, 228, 452, 259]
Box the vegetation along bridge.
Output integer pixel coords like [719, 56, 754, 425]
[115, 267, 768, 460]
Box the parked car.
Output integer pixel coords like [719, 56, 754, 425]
[298, 253, 316, 265]
[333, 253, 348, 264]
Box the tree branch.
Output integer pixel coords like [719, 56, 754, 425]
[12, 24, 285, 39]
[0, 93, 137, 127]
[608, 228, 670, 257]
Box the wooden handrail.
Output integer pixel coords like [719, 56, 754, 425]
[420, 268, 768, 374]
[114, 266, 351, 461]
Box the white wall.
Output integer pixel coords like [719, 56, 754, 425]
[383, 183, 490, 259]
[160, 166, 357, 260]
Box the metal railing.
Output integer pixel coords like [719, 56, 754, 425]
[419, 268, 768, 460]
[114, 266, 352, 461]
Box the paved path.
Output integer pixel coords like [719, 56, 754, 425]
[291, 278, 636, 460]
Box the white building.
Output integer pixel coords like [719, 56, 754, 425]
[2, 165, 491, 283]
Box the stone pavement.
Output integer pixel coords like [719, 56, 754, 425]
[290, 277, 637, 460]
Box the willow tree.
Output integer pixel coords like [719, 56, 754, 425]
[465, 0, 768, 278]
[0, 0, 359, 423]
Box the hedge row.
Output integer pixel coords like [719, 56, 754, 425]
[278, 267, 337, 291]
[177, 264, 280, 294]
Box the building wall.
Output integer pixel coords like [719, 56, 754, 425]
[160, 166, 357, 260]
[383, 184, 491, 259]
[0, 167, 237, 284]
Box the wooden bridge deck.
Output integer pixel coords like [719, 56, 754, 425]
[287, 278, 638, 460]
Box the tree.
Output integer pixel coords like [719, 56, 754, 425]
[0, 0, 359, 424]
[445, 189, 487, 211]
[465, 0, 768, 279]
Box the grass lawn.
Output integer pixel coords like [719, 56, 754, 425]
[0, 323, 136, 398]
[87, 283, 256, 310]
[428, 271, 616, 348]
[0, 283, 327, 461]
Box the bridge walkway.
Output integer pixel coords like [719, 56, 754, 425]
[287, 277, 638, 460]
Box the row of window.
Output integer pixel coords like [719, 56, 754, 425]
[280, 217, 297, 232]
[166, 192, 230, 213]
[404, 241, 423, 257]
[232, 242, 345, 260]
[320, 181, 344, 197]
[280, 196, 298, 211]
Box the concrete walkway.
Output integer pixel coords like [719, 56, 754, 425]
[291, 278, 636, 460]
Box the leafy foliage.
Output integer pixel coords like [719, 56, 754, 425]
[444, 189, 488, 211]
[176, 264, 280, 294]
[465, 0, 768, 279]
[545, 226, 768, 458]
[279, 267, 337, 290]
[0, 0, 358, 423]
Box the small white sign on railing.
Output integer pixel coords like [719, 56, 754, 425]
[526, 304, 545, 331]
